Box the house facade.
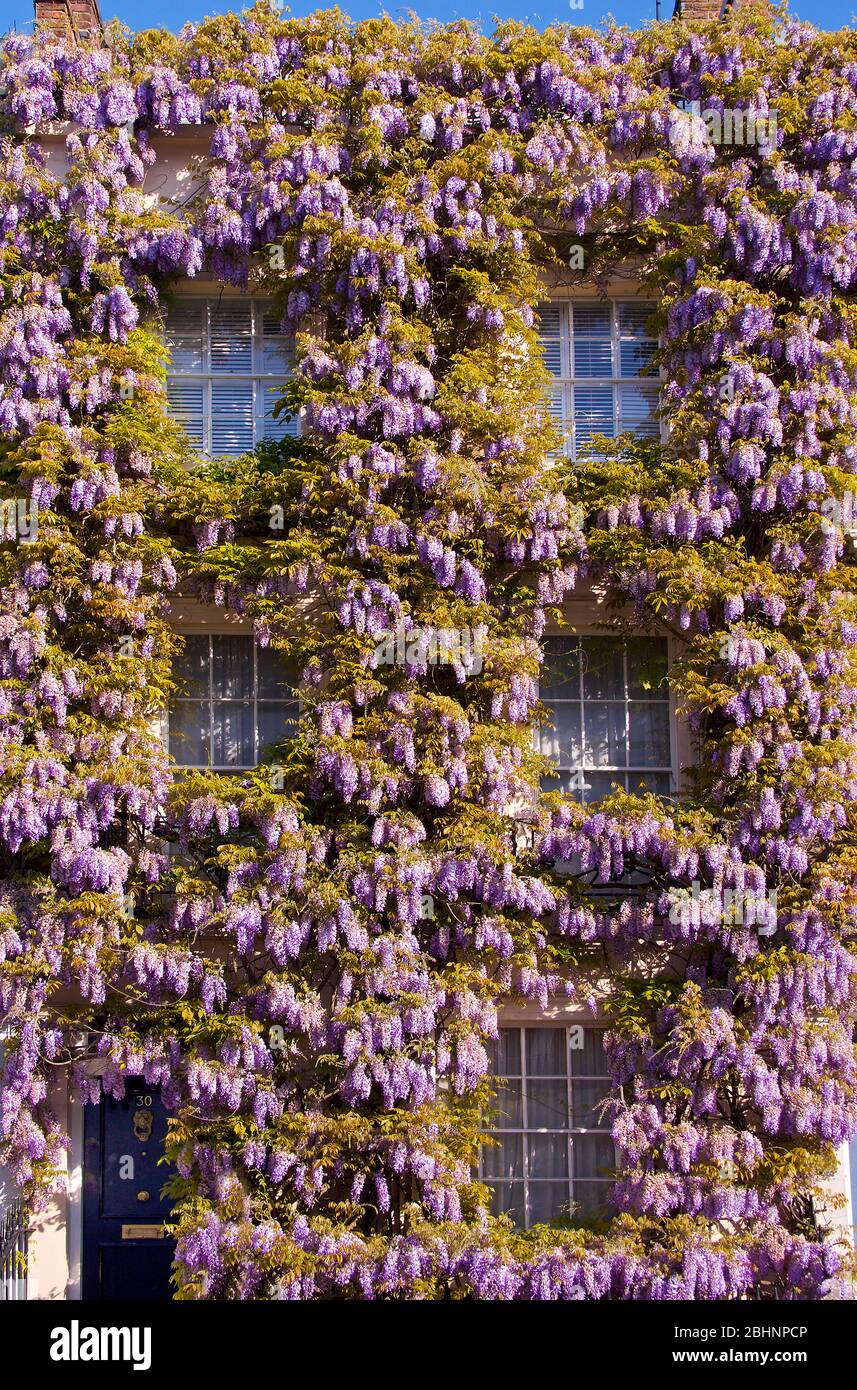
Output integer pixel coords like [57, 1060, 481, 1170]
[2, 0, 855, 1302]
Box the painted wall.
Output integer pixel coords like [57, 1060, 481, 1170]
[25, 1072, 72, 1300]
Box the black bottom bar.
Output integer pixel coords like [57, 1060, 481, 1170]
[3, 1295, 847, 1376]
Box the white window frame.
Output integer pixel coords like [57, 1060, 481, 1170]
[165, 296, 299, 456]
[167, 632, 298, 771]
[538, 632, 677, 802]
[538, 299, 660, 459]
[480, 1023, 615, 1229]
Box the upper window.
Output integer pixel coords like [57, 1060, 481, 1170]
[540, 636, 672, 800]
[481, 1025, 614, 1228]
[537, 301, 658, 459]
[165, 298, 297, 457]
[168, 634, 298, 770]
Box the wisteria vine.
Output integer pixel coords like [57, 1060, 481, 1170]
[1, 3, 856, 1299]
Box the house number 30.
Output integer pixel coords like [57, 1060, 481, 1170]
[133, 1096, 153, 1142]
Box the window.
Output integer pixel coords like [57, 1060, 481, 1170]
[168, 634, 298, 769]
[481, 1025, 614, 1227]
[540, 636, 672, 800]
[537, 301, 659, 458]
[165, 298, 297, 456]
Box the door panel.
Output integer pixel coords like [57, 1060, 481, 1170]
[82, 1079, 175, 1300]
[99, 1244, 177, 1301]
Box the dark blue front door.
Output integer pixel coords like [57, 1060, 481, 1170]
[82, 1079, 175, 1300]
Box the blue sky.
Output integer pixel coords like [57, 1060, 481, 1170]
[2, 0, 854, 36]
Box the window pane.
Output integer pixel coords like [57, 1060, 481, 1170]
[628, 702, 670, 767]
[633, 772, 671, 796]
[541, 639, 580, 697]
[260, 384, 298, 440]
[541, 342, 562, 376]
[573, 385, 614, 451]
[169, 700, 210, 766]
[570, 1030, 609, 1078]
[573, 305, 611, 337]
[172, 634, 209, 696]
[527, 1079, 569, 1129]
[488, 1079, 523, 1129]
[257, 702, 297, 757]
[536, 304, 563, 377]
[492, 1028, 521, 1077]
[536, 304, 563, 336]
[212, 636, 253, 699]
[544, 387, 569, 456]
[528, 1133, 569, 1180]
[618, 303, 657, 378]
[617, 302, 654, 336]
[573, 337, 612, 377]
[573, 1181, 611, 1219]
[258, 323, 293, 375]
[489, 1183, 525, 1227]
[539, 703, 582, 768]
[626, 637, 668, 698]
[574, 1135, 614, 1181]
[212, 702, 254, 766]
[526, 1029, 567, 1077]
[166, 381, 204, 451]
[572, 305, 612, 382]
[582, 639, 625, 699]
[256, 646, 294, 698]
[165, 301, 205, 371]
[210, 302, 252, 372]
[529, 1183, 570, 1226]
[619, 383, 659, 437]
[582, 771, 619, 803]
[541, 768, 582, 798]
[211, 380, 254, 456]
[620, 339, 657, 377]
[261, 308, 287, 334]
[482, 1133, 523, 1181]
[583, 703, 626, 767]
[572, 1080, 611, 1130]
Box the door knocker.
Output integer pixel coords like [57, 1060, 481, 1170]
[133, 1109, 153, 1142]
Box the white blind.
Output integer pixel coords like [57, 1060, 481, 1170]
[536, 300, 659, 459]
[165, 298, 298, 457]
[165, 380, 204, 451]
[211, 380, 254, 455]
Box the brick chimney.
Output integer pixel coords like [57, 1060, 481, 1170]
[672, 0, 769, 16]
[34, 0, 103, 41]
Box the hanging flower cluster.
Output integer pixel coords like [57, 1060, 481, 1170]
[1, 3, 856, 1299]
